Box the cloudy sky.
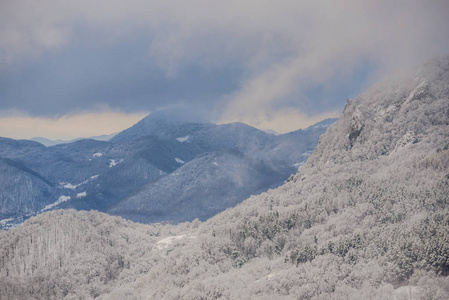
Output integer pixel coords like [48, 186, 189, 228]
[1, 0, 448, 140]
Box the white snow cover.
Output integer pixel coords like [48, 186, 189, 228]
[403, 80, 428, 106]
[76, 192, 87, 198]
[175, 158, 185, 164]
[393, 286, 420, 300]
[374, 105, 397, 121]
[2, 56, 449, 300]
[61, 175, 99, 190]
[109, 159, 123, 167]
[176, 135, 190, 143]
[0, 218, 14, 225]
[41, 195, 71, 211]
[92, 152, 103, 158]
[390, 131, 417, 155]
[155, 235, 187, 250]
[154, 235, 196, 251]
[63, 183, 78, 189]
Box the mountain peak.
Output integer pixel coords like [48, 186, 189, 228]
[301, 55, 449, 175]
[142, 108, 211, 125]
[110, 108, 212, 143]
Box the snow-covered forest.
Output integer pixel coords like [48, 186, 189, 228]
[0, 56, 448, 299]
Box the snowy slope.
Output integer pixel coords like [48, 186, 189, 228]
[0, 56, 448, 299]
[104, 55, 448, 299]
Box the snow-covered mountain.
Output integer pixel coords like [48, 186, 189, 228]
[109, 150, 288, 223]
[1, 56, 447, 299]
[0, 114, 335, 228]
[107, 115, 337, 223]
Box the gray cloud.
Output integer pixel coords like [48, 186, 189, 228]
[1, 0, 448, 134]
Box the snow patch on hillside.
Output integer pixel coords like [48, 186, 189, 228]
[155, 235, 187, 250]
[175, 158, 185, 164]
[176, 135, 190, 143]
[92, 152, 103, 158]
[0, 218, 14, 226]
[76, 192, 87, 198]
[61, 175, 99, 190]
[42, 195, 71, 211]
[109, 159, 123, 168]
[63, 183, 78, 189]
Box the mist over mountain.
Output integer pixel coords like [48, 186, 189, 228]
[0, 113, 334, 228]
[31, 133, 117, 147]
[0, 56, 448, 299]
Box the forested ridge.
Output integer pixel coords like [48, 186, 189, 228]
[0, 56, 448, 299]
[0, 110, 333, 227]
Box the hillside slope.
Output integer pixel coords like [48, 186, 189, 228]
[0, 158, 54, 219]
[109, 150, 288, 223]
[0, 56, 448, 299]
[102, 55, 449, 299]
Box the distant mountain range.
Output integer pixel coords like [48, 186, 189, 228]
[0, 113, 336, 228]
[31, 133, 117, 147]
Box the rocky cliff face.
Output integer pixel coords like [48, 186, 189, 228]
[306, 56, 449, 170]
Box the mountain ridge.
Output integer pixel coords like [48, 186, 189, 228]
[30, 133, 117, 147]
[0, 114, 335, 227]
[0, 56, 448, 299]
